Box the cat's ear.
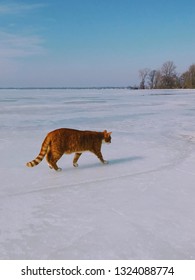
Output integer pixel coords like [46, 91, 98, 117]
[104, 130, 112, 136]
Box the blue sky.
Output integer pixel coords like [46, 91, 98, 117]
[0, 0, 195, 87]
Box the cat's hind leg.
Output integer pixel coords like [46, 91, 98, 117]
[73, 153, 82, 167]
[50, 159, 62, 171]
[46, 150, 63, 171]
[46, 150, 53, 169]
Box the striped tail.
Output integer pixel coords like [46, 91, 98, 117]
[26, 136, 50, 168]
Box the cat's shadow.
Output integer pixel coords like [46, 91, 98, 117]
[77, 156, 143, 170]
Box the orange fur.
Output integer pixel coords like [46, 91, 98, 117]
[26, 128, 112, 171]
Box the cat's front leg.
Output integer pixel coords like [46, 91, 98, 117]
[73, 153, 82, 167]
[94, 150, 108, 164]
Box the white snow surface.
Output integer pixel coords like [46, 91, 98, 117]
[0, 88, 195, 260]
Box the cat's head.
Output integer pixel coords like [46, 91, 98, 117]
[103, 130, 112, 144]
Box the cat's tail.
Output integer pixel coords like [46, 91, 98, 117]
[26, 135, 50, 168]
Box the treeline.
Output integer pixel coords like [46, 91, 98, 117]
[139, 61, 195, 89]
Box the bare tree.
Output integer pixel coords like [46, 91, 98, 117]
[160, 61, 177, 88]
[179, 71, 189, 88]
[153, 70, 162, 89]
[180, 64, 195, 88]
[139, 68, 150, 89]
[161, 61, 176, 76]
[188, 64, 195, 88]
[136, 61, 195, 89]
[148, 70, 156, 89]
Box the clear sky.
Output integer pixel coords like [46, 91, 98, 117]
[0, 0, 195, 87]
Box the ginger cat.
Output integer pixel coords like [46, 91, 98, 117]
[26, 128, 112, 171]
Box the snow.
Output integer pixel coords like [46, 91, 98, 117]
[0, 88, 195, 260]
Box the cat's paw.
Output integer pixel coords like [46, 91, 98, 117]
[73, 163, 79, 167]
[57, 167, 62, 172]
[103, 160, 109, 164]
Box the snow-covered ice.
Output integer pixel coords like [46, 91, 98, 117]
[0, 88, 195, 260]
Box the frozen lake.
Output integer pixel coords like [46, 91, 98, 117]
[0, 88, 195, 259]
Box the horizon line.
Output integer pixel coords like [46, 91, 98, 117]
[0, 86, 137, 90]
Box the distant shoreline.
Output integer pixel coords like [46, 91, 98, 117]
[0, 86, 137, 90]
